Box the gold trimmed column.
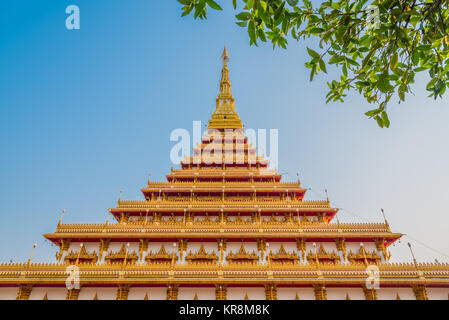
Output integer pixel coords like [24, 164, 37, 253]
[16, 284, 33, 300]
[313, 284, 327, 300]
[335, 238, 346, 261]
[412, 285, 429, 300]
[116, 284, 130, 300]
[296, 238, 306, 260]
[56, 239, 71, 262]
[99, 239, 110, 260]
[215, 284, 227, 300]
[265, 284, 277, 300]
[362, 285, 378, 300]
[166, 284, 179, 300]
[139, 239, 149, 261]
[66, 288, 81, 300]
[178, 239, 188, 260]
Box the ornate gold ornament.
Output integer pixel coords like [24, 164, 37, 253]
[268, 244, 300, 265]
[64, 244, 98, 264]
[226, 243, 259, 264]
[185, 244, 218, 264]
[145, 244, 177, 264]
[307, 244, 340, 265]
[105, 244, 138, 265]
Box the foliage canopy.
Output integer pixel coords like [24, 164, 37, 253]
[178, 0, 449, 127]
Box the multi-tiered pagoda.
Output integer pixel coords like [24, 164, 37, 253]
[1, 48, 449, 300]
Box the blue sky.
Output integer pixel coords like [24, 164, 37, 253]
[0, 1, 448, 263]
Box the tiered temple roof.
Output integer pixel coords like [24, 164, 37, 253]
[1, 47, 449, 300]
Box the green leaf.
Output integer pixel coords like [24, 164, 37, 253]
[381, 111, 390, 128]
[319, 59, 327, 73]
[286, 0, 299, 6]
[375, 115, 384, 128]
[205, 0, 222, 10]
[307, 48, 320, 59]
[390, 52, 398, 71]
[248, 21, 257, 45]
[236, 12, 251, 20]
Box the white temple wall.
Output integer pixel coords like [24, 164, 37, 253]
[377, 287, 415, 300]
[68, 241, 100, 253]
[345, 241, 376, 253]
[327, 287, 365, 300]
[145, 287, 167, 300]
[427, 288, 449, 300]
[178, 287, 215, 300]
[265, 241, 296, 252]
[108, 241, 140, 254]
[227, 287, 265, 300]
[0, 287, 18, 300]
[226, 241, 258, 253]
[78, 287, 116, 300]
[147, 241, 177, 254]
[277, 287, 301, 300]
[186, 242, 219, 253]
[128, 287, 150, 300]
[279, 287, 315, 300]
[29, 287, 67, 300]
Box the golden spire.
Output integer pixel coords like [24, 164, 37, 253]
[208, 47, 243, 130]
[194, 292, 198, 300]
[93, 293, 98, 300]
[295, 292, 300, 300]
[43, 293, 48, 300]
[144, 293, 149, 300]
[396, 293, 401, 300]
[346, 293, 351, 300]
[244, 292, 249, 300]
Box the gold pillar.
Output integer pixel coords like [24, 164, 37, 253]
[99, 239, 110, 260]
[57, 239, 71, 262]
[116, 284, 130, 300]
[412, 285, 429, 300]
[178, 239, 188, 260]
[139, 239, 149, 261]
[265, 284, 277, 300]
[66, 288, 81, 300]
[16, 284, 33, 300]
[362, 285, 378, 300]
[166, 284, 179, 300]
[313, 284, 327, 300]
[335, 238, 346, 261]
[215, 284, 227, 300]
[296, 238, 306, 260]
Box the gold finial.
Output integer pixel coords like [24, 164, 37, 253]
[118, 190, 123, 204]
[346, 293, 351, 300]
[144, 293, 149, 300]
[93, 293, 98, 300]
[27, 243, 37, 267]
[396, 293, 401, 300]
[208, 47, 242, 130]
[58, 209, 66, 226]
[194, 292, 198, 300]
[244, 293, 249, 300]
[295, 292, 300, 300]
[407, 242, 419, 270]
[43, 293, 48, 300]
[147, 173, 151, 188]
[222, 46, 229, 64]
[325, 189, 329, 203]
[381, 208, 389, 228]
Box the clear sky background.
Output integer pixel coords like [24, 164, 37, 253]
[0, 1, 448, 264]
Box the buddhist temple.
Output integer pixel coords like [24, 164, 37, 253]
[1, 48, 449, 300]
